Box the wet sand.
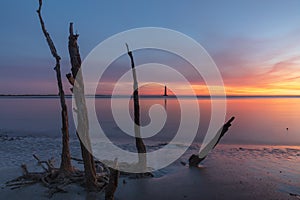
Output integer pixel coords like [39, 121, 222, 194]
[0, 136, 299, 199]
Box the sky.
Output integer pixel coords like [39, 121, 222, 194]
[0, 0, 300, 95]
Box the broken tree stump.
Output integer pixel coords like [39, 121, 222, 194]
[67, 22, 98, 191]
[126, 43, 147, 172]
[189, 116, 235, 167]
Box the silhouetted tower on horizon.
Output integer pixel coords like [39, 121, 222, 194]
[163, 85, 168, 96]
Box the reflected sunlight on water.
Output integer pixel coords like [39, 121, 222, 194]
[0, 96, 299, 146]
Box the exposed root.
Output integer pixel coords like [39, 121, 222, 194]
[6, 155, 110, 197]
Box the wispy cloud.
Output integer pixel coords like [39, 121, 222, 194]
[208, 29, 300, 95]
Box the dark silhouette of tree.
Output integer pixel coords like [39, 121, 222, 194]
[36, 0, 73, 173]
[189, 117, 235, 167]
[126, 44, 147, 171]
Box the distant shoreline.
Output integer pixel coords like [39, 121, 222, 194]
[1, 94, 300, 99]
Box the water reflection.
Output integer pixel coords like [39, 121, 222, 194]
[0, 97, 299, 145]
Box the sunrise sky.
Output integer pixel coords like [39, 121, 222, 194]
[0, 0, 300, 95]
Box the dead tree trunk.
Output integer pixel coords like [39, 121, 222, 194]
[36, 0, 73, 173]
[189, 116, 235, 167]
[126, 44, 147, 171]
[66, 23, 98, 191]
[105, 159, 119, 200]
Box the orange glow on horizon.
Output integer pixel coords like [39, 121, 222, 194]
[95, 56, 300, 96]
[96, 81, 300, 96]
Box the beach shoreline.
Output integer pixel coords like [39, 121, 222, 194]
[1, 135, 299, 199]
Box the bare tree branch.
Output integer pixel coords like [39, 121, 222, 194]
[126, 44, 147, 171]
[36, 0, 73, 173]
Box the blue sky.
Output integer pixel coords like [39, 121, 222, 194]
[0, 0, 300, 94]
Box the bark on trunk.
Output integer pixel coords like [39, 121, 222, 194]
[36, 0, 73, 173]
[66, 23, 98, 190]
[126, 44, 147, 171]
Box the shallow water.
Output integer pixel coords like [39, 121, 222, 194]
[1, 135, 299, 195]
[0, 96, 299, 145]
[208, 144, 300, 196]
[1, 96, 299, 197]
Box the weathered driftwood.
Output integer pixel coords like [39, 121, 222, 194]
[66, 23, 99, 191]
[105, 159, 119, 200]
[126, 44, 147, 171]
[189, 116, 235, 167]
[6, 155, 109, 197]
[14, 0, 109, 195]
[36, 0, 72, 173]
[71, 156, 120, 199]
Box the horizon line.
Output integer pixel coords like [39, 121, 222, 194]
[1, 94, 300, 98]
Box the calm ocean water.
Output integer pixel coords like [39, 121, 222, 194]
[0, 96, 299, 146]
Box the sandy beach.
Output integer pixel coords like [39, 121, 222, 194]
[1, 135, 299, 200]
